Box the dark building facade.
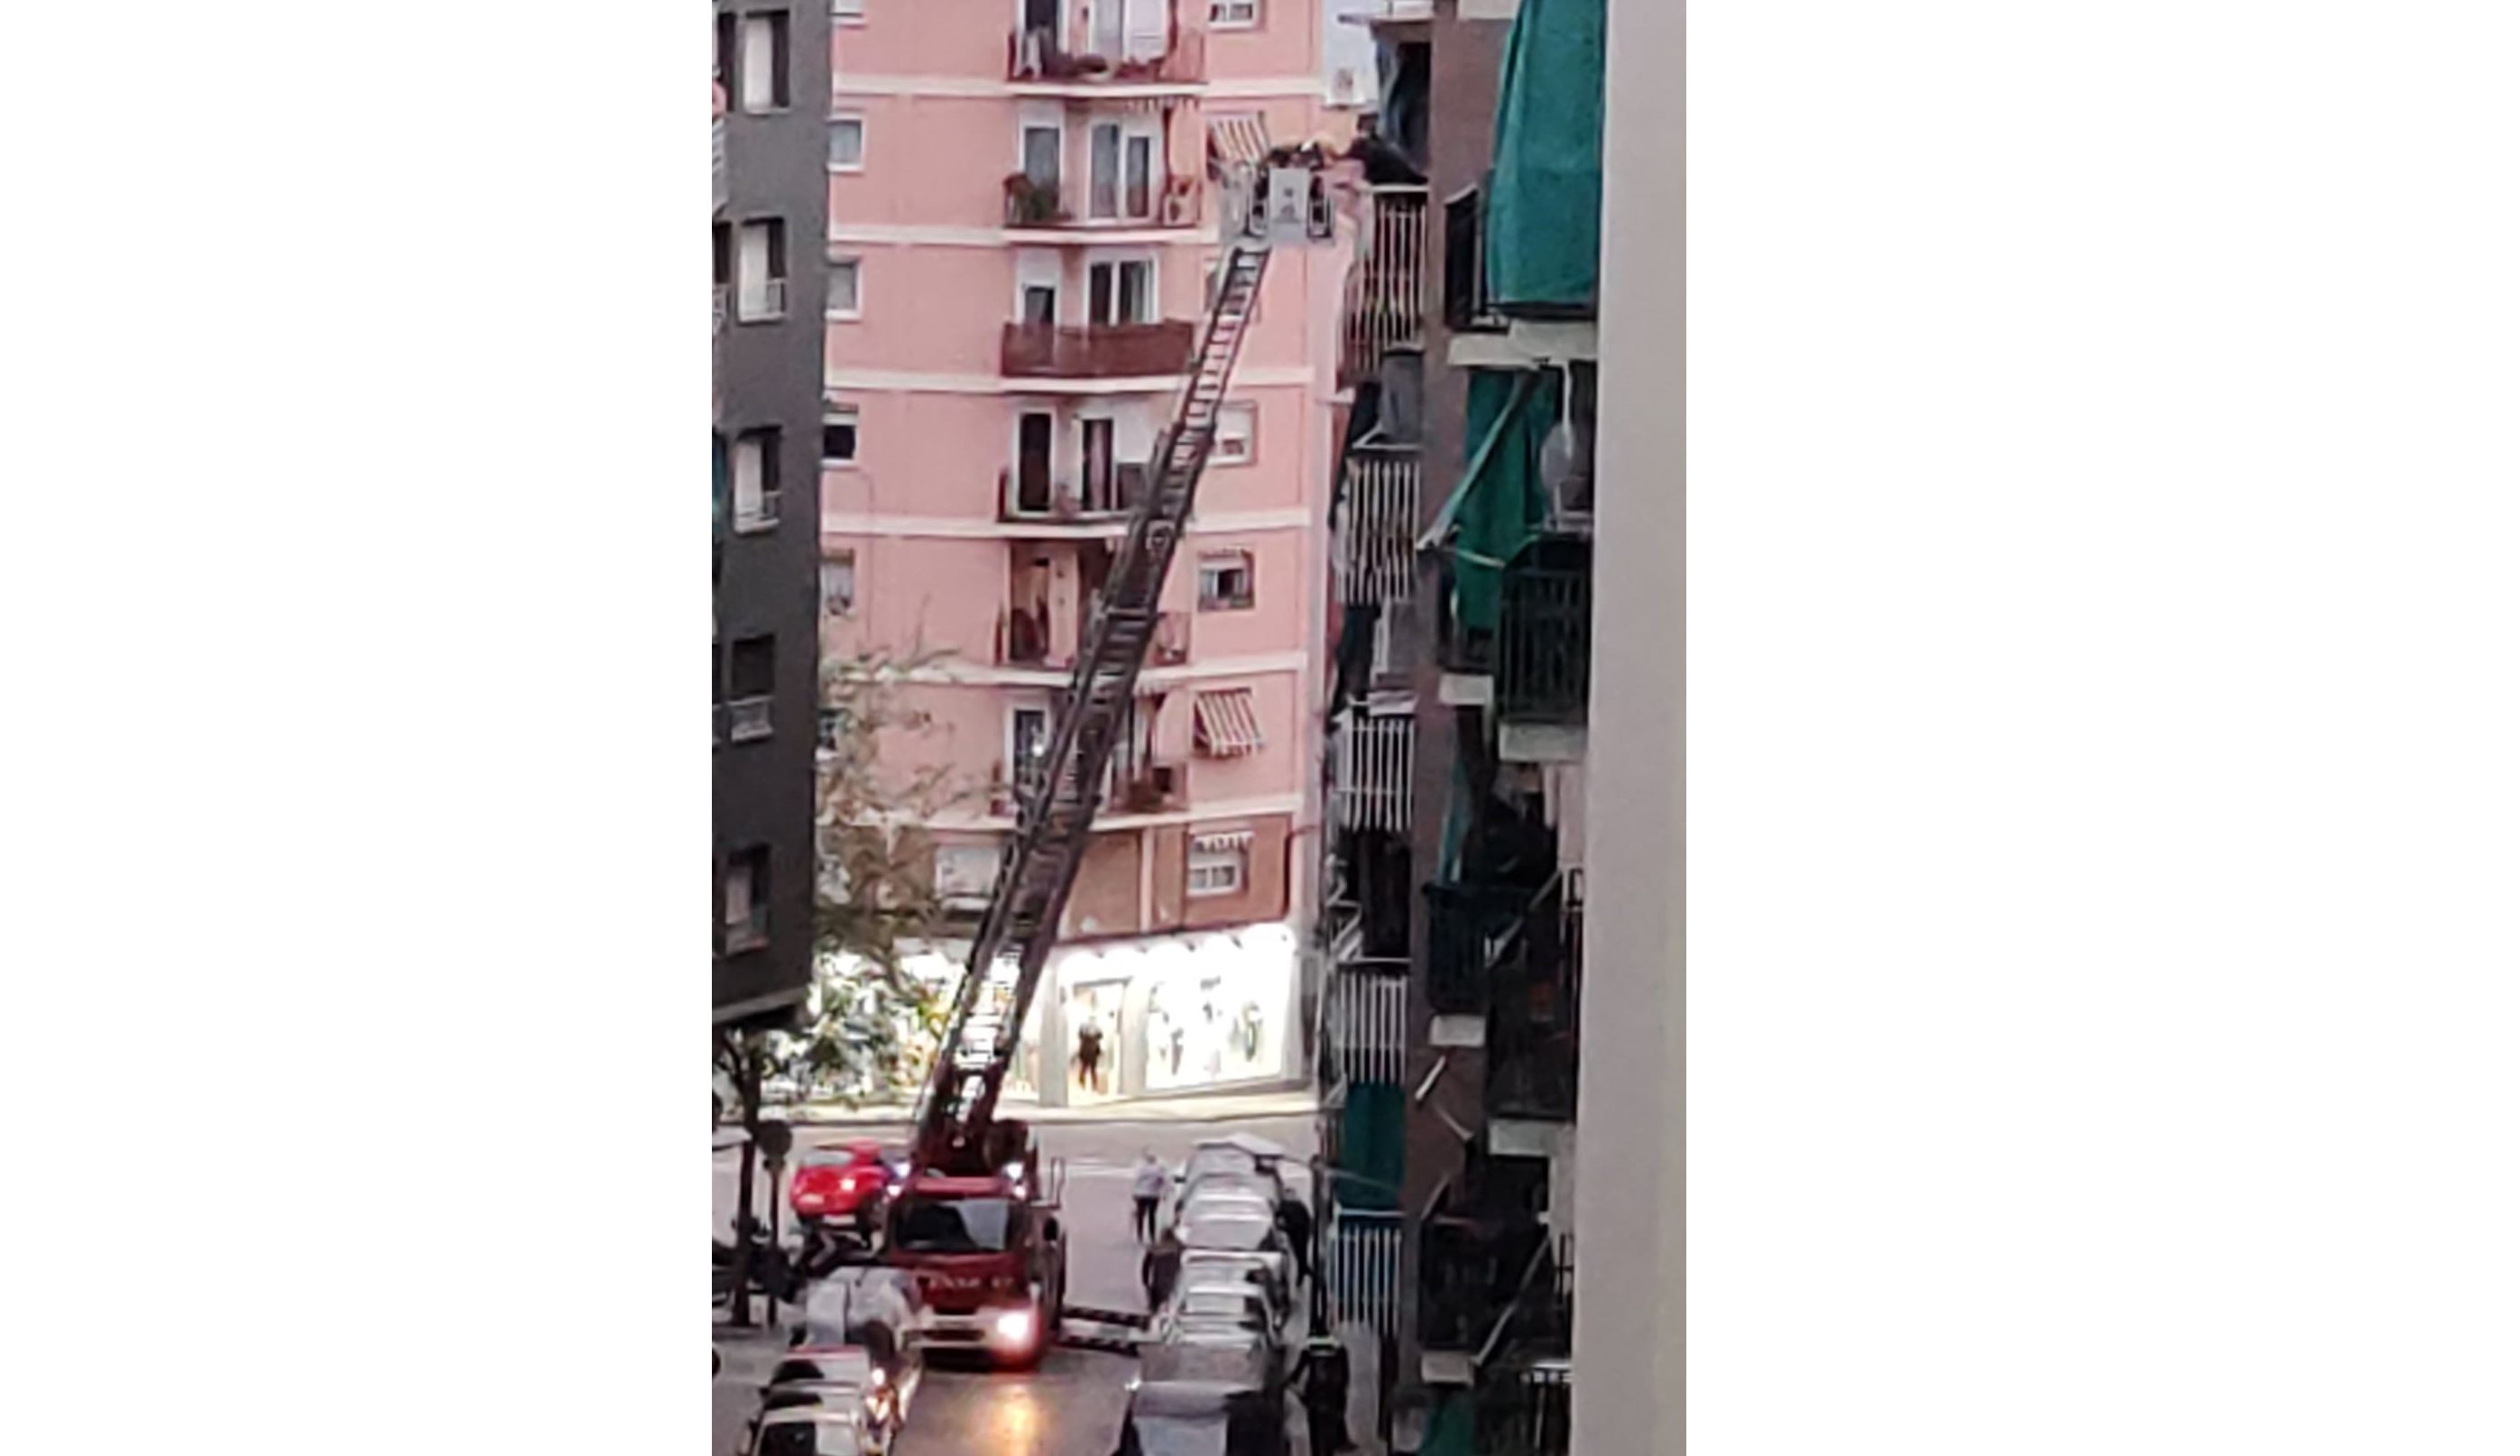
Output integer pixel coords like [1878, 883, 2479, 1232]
[713, 1, 829, 1027]
[1316, 3, 1602, 1451]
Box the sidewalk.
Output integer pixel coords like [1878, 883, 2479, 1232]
[769, 1085, 1317, 1129]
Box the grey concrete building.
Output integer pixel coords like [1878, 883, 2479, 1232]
[713, 1, 829, 1027]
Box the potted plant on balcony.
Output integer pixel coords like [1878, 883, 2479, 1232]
[1003, 172, 1063, 227]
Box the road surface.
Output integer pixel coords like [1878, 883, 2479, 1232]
[716, 1113, 1315, 1456]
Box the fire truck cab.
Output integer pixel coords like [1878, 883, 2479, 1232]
[884, 1136, 1066, 1369]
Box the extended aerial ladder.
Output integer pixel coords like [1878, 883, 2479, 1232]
[910, 170, 1321, 1175]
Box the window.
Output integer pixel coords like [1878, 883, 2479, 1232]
[1188, 833, 1251, 898]
[826, 253, 862, 318]
[1213, 402, 1257, 465]
[733, 429, 780, 531]
[1014, 412, 1055, 512]
[729, 635, 776, 742]
[1021, 124, 1061, 191]
[934, 844, 1001, 907]
[1210, 0, 1261, 28]
[737, 218, 788, 320]
[831, 0, 866, 21]
[1198, 549, 1255, 610]
[1090, 259, 1155, 325]
[1020, 283, 1057, 325]
[1124, 134, 1156, 219]
[820, 552, 857, 615]
[725, 847, 771, 951]
[739, 12, 791, 113]
[821, 405, 859, 466]
[1089, 123, 1122, 220]
[828, 115, 865, 170]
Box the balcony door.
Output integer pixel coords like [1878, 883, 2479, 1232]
[1089, 258, 1154, 326]
[1089, 123, 1122, 220]
[1124, 134, 1156, 219]
[1089, 0, 1125, 59]
[1015, 411, 1055, 514]
[1011, 706, 1051, 801]
[1080, 417, 1116, 511]
[1022, 124, 1061, 191]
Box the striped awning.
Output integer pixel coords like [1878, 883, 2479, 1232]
[1191, 828, 1256, 854]
[1193, 687, 1265, 757]
[1207, 113, 1272, 169]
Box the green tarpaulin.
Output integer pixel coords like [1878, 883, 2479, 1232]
[1420, 1389, 1478, 1456]
[1484, 0, 1605, 312]
[1335, 1081, 1405, 1212]
[1426, 369, 1559, 635]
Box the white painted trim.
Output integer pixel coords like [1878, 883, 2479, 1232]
[820, 507, 1313, 540]
[834, 222, 1219, 249]
[1202, 78, 1341, 99]
[822, 365, 1317, 395]
[863, 796, 1300, 835]
[835, 73, 1208, 100]
[1446, 318, 1601, 367]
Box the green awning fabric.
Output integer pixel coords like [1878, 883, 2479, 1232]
[1421, 1389, 1478, 1456]
[1436, 752, 1470, 882]
[1334, 1080, 1404, 1212]
[1484, 0, 1605, 312]
[1425, 369, 1559, 634]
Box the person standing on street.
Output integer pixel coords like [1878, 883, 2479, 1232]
[1276, 1193, 1314, 1289]
[1131, 1150, 1167, 1243]
[1294, 1337, 1352, 1454]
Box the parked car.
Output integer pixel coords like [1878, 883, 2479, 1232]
[791, 1142, 894, 1230]
[767, 1350, 908, 1446]
[748, 1404, 885, 1456]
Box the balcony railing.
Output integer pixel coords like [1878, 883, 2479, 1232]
[1001, 320, 1196, 380]
[1337, 448, 1420, 607]
[712, 115, 727, 212]
[1497, 535, 1592, 723]
[1333, 709, 1413, 834]
[1444, 180, 1506, 334]
[1003, 173, 1197, 230]
[1115, 759, 1187, 814]
[997, 604, 1054, 667]
[1325, 961, 1408, 1085]
[1341, 185, 1428, 386]
[1002, 461, 1153, 521]
[727, 696, 774, 742]
[1479, 1361, 1574, 1456]
[1007, 23, 1206, 85]
[1423, 880, 1528, 1016]
[1325, 1206, 1404, 1340]
[1487, 869, 1584, 1122]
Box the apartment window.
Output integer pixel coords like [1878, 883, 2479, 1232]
[1187, 832, 1251, 898]
[729, 635, 776, 742]
[826, 253, 863, 318]
[1213, 402, 1257, 465]
[1209, 0, 1261, 28]
[1198, 549, 1255, 610]
[737, 218, 788, 320]
[1020, 283, 1057, 325]
[1089, 259, 1155, 325]
[1015, 412, 1055, 513]
[828, 115, 865, 171]
[1021, 124, 1062, 191]
[820, 551, 857, 615]
[1089, 123, 1122, 220]
[822, 404, 859, 465]
[732, 428, 780, 532]
[1124, 134, 1156, 220]
[738, 12, 791, 114]
[934, 844, 1000, 908]
[725, 847, 771, 951]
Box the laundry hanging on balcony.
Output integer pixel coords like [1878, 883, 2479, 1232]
[1420, 367, 1559, 634]
[1193, 687, 1266, 757]
[1485, 0, 1605, 313]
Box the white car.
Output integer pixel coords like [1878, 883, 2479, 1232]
[749, 1405, 885, 1456]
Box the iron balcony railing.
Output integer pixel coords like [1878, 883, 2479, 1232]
[1479, 1361, 1574, 1456]
[1341, 184, 1428, 387]
[1325, 1206, 1404, 1341]
[1423, 880, 1528, 1016]
[1444, 180, 1506, 335]
[1487, 868, 1584, 1122]
[1337, 448, 1420, 608]
[1333, 708, 1413, 834]
[1497, 534, 1592, 723]
[1001, 320, 1197, 379]
[1007, 22, 1206, 84]
[1325, 960, 1408, 1086]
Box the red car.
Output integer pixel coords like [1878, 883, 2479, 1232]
[789, 1141, 896, 1229]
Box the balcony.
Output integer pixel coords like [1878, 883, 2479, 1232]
[1000, 461, 1151, 523]
[1114, 758, 1188, 814]
[1477, 1361, 1574, 1456]
[1325, 960, 1408, 1086]
[1444, 181, 1506, 335]
[1001, 320, 1195, 381]
[1486, 870, 1583, 1123]
[1008, 23, 1206, 87]
[1421, 1222, 1573, 1362]
[1325, 1207, 1403, 1339]
[1333, 708, 1413, 834]
[1496, 534, 1591, 724]
[1340, 185, 1429, 387]
[1423, 880, 1528, 1017]
[1337, 448, 1420, 608]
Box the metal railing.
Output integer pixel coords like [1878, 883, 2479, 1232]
[1333, 708, 1413, 834]
[1486, 868, 1584, 1122]
[1423, 880, 1526, 1016]
[1325, 961, 1408, 1085]
[1341, 185, 1428, 386]
[1325, 1207, 1404, 1340]
[1480, 1361, 1574, 1456]
[1497, 535, 1592, 723]
[1337, 448, 1420, 607]
[1006, 23, 1205, 84]
[1000, 320, 1197, 379]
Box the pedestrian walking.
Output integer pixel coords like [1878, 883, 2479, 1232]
[1131, 1150, 1167, 1243]
[1275, 1193, 1314, 1289]
[1294, 1337, 1352, 1455]
[1075, 1020, 1107, 1094]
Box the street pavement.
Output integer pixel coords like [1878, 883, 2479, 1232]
[715, 1113, 1322, 1456]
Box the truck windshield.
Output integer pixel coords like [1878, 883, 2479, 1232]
[891, 1195, 1015, 1253]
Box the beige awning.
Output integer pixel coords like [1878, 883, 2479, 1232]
[1193, 688, 1265, 757]
[1191, 828, 1257, 854]
[1207, 113, 1271, 169]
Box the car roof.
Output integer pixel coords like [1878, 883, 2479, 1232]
[900, 1174, 1012, 1197]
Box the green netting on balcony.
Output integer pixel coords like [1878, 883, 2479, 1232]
[1426, 368, 1558, 635]
[1421, 1388, 1479, 1456]
[1334, 1080, 1406, 1212]
[1484, 0, 1605, 313]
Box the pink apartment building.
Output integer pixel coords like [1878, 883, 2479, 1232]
[816, 1, 1364, 1101]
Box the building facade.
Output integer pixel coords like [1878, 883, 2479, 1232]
[1315, 0, 1602, 1450]
[715, 1, 834, 1027]
[816, 1, 1364, 1101]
